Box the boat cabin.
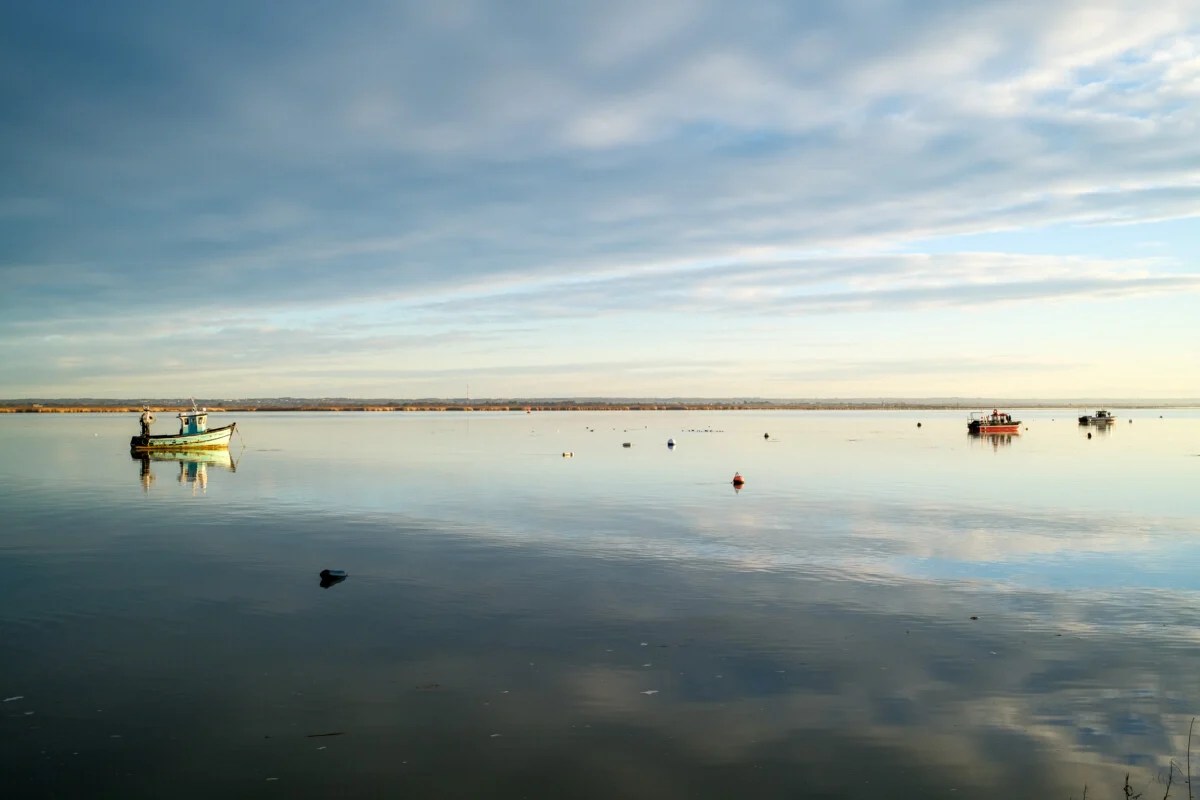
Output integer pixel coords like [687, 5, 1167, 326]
[178, 409, 209, 435]
[971, 409, 1013, 425]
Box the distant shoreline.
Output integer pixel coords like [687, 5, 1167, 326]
[1, 401, 1195, 414]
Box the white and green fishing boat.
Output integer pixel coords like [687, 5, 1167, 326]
[130, 405, 236, 451]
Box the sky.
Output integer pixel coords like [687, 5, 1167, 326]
[1, 0, 1198, 400]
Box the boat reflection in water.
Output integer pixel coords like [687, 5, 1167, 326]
[1081, 421, 1114, 437]
[134, 448, 237, 494]
[969, 432, 1016, 451]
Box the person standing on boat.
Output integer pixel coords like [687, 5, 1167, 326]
[139, 406, 155, 438]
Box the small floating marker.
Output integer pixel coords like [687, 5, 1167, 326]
[731, 472, 745, 486]
[622, 442, 632, 448]
[666, 438, 675, 447]
[561, 451, 573, 457]
[763, 432, 769, 439]
[916, 422, 922, 428]
[1087, 432, 1092, 439]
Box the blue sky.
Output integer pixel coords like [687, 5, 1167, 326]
[1, 0, 1198, 399]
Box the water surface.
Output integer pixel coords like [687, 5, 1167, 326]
[2, 409, 1198, 798]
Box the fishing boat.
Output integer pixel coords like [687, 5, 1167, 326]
[1078, 409, 1118, 425]
[130, 406, 236, 450]
[968, 409, 1021, 435]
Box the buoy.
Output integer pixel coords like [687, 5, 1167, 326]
[562, 451, 573, 457]
[666, 438, 675, 447]
[622, 442, 632, 448]
[763, 433, 769, 439]
[916, 422, 922, 428]
[731, 472, 745, 485]
[1087, 432, 1092, 439]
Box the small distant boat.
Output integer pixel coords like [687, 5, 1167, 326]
[1078, 409, 1117, 425]
[968, 409, 1021, 435]
[130, 406, 236, 450]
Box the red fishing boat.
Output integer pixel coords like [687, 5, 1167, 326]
[968, 409, 1020, 435]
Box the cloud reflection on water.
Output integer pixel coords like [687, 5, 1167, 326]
[2, 411, 1199, 797]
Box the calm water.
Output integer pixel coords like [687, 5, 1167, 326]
[2, 409, 1198, 798]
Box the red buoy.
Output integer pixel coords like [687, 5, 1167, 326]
[731, 472, 744, 485]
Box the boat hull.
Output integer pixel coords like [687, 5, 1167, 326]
[969, 423, 1020, 434]
[130, 423, 236, 451]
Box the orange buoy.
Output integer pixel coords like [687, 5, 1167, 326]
[731, 472, 745, 485]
